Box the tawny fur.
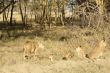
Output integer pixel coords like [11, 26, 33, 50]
[76, 46, 85, 58]
[86, 40, 106, 60]
[23, 40, 44, 59]
[49, 55, 54, 62]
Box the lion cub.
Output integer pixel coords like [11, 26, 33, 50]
[86, 40, 106, 60]
[23, 40, 44, 59]
[76, 46, 85, 58]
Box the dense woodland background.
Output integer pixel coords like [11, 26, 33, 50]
[0, 0, 110, 40]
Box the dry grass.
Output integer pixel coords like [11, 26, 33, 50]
[0, 25, 110, 73]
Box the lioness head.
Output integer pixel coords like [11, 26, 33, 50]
[99, 40, 106, 48]
[38, 42, 44, 49]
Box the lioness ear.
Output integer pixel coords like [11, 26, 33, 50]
[102, 37, 105, 41]
[79, 45, 82, 47]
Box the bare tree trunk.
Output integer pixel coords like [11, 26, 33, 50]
[18, 0, 25, 25]
[95, 0, 105, 28]
[2, 1, 5, 22]
[47, 1, 52, 29]
[10, 0, 15, 25]
[61, 5, 65, 26]
[24, 5, 27, 25]
[5, 7, 10, 22]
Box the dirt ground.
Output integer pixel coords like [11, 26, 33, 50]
[0, 26, 110, 73]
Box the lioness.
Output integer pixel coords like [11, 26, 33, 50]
[23, 40, 44, 59]
[86, 40, 106, 60]
[76, 46, 85, 58]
